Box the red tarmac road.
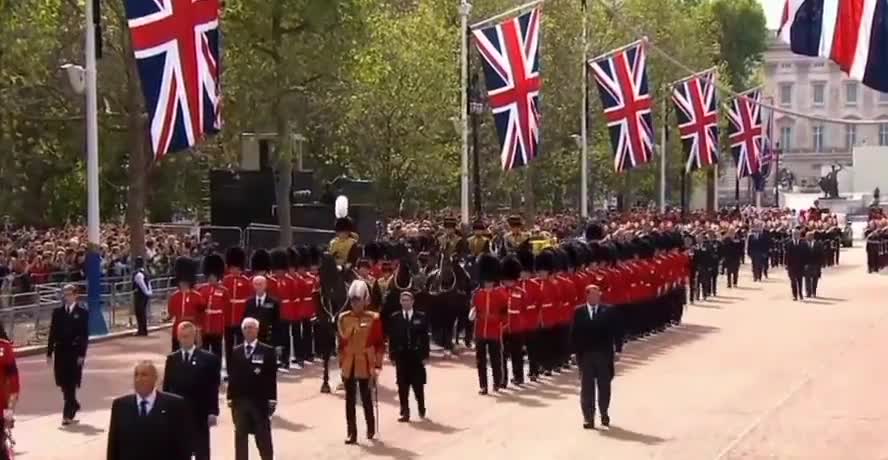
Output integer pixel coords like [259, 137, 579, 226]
[12, 247, 888, 459]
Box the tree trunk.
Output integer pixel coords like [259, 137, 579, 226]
[523, 163, 536, 223]
[271, 0, 292, 247]
[123, 13, 147, 259]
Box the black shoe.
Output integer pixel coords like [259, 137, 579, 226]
[398, 415, 410, 423]
[479, 388, 488, 395]
[367, 427, 376, 440]
[543, 370, 552, 377]
[493, 385, 503, 392]
[320, 382, 331, 393]
[419, 408, 426, 419]
[529, 375, 539, 383]
[344, 437, 357, 445]
[601, 415, 610, 428]
[583, 421, 595, 430]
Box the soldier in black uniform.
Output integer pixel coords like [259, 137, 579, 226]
[866, 223, 881, 273]
[47, 284, 89, 425]
[132, 256, 152, 336]
[720, 229, 742, 288]
[163, 322, 221, 460]
[387, 291, 430, 422]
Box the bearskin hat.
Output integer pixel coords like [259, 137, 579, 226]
[500, 256, 522, 281]
[287, 247, 301, 269]
[174, 257, 198, 286]
[225, 246, 246, 269]
[335, 216, 354, 233]
[517, 247, 535, 272]
[638, 238, 656, 258]
[585, 222, 605, 242]
[574, 242, 590, 266]
[270, 248, 289, 271]
[364, 242, 381, 261]
[251, 249, 271, 272]
[202, 253, 225, 280]
[477, 253, 501, 284]
[562, 244, 579, 269]
[535, 249, 555, 273]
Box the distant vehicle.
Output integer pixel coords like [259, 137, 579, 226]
[841, 223, 854, 247]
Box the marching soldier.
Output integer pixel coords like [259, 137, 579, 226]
[330, 216, 361, 271]
[0, 334, 18, 460]
[467, 221, 491, 258]
[268, 249, 294, 371]
[46, 284, 88, 425]
[287, 248, 311, 368]
[747, 222, 769, 282]
[504, 215, 530, 251]
[223, 247, 254, 375]
[517, 246, 543, 381]
[500, 256, 528, 386]
[472, 254, 508, 394]
[167, 257, 205, 352]
[785, 228, 807, 301]
[338, 280, 385, 444]
[535, 250, 560, 376]
[198, 254, 229, 360]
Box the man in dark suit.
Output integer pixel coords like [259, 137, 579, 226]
[163, 322, 221, 460]
[803, 231, 823, 298]
[46, 284, 89, 426]
[784, 228, 808, 301]
[387, 291, 430, 422]
[747, 222, 770, 282]
[107, 361, 190, 460]
[227, 317, 277, 460]
[243, 276, 282, 355]
[570, 284, 622, 430]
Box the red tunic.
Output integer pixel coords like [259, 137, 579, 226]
[0, 340, 19, 412]
[281, 273, 301, 322]
[289, 273, 311, 321]
[266, 274, 287, 314]
[538, 277, 561, 328]
[197, 283, 230, 336]
[520, 278, 542, 331]
[473, 287, 508, 340]
[222, 273, 253, 329]
[503, 283, 527, 334]
[556, 274, 578, 325]
[303, 272, 320, 319]
[167, 289, 206, 332]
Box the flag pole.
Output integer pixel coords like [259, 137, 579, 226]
[659, 103, 667, 213]
[459, 0, 471, 225]
[580, 0, 589, 218]
[85, 0, 106, 335]
[470, 0, 544, 30]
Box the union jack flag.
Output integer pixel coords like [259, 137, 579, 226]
[754, 106, 775, 191]
[726, 90, 763, 178]
[672, 70, 719, 173]
[589, 41, 654, 172]
[472, 8, 541, 171]
[124, 0, 222, 160]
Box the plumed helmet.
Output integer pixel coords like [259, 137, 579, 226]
[270, 248, 289, 271]
[585, 222, 605, 242]
[535, 249, 555, 273]
[500, 255, 522, 281]
[174, 257, 198, 286]
[477, 253, 501, 284]
[251, 249, 271, 272]
[225, 246, 246, 269]
[202, 253, 225, 280]
[347, 279, 370, 301]
[335, 217, 354, 233]
[517, 247, 535, 272]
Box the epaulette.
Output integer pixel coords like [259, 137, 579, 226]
[367, 311, 380, 320]
[338, 310, 352, 320]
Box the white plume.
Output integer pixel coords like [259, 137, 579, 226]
[335, 195, 349, 219]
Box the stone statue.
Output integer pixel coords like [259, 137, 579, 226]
[874, 187, 881, 206]
[777, 168, 796, 190]
[818, 164, 844, 199]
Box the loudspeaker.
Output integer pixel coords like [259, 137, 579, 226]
[210, 170, 276, 227]
[331, 177, 375, 205]
[291, 204, 335, 229]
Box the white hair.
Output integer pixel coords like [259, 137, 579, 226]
[241, 317, 260, 330]
[252, 275, 267, 284]
[348, 280, 370, 300]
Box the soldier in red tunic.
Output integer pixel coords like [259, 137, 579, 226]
[269, 249, 295, 371]
[198, 253, 230, 360]
[499, 256, 527, 387]
[472, 254, 508, 394]
[294, 247, 318, 366]
[0, 336, 19, 460]
[251, 249, 275, 292]
[167, 257, 205, 352]
[517, 247, 543, 382]
[286, 248, 310, 368]
[223, 247, 253, 373]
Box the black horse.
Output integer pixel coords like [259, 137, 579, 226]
[427, 253, 473, 353]
[316, 251, 349, 393]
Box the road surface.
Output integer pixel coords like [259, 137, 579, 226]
[13, 246, 888, 459]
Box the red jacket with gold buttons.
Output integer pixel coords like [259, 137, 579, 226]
[473, 286, 509, 340]
[167, 289, 206, 331]
[222, 272, 254, 328]
[197, 282, 230, 336]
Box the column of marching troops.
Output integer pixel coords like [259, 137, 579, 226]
[865, 219, 888, 273]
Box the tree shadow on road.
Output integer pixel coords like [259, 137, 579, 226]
[361, 439, 420, 459]
[598, 425, 668, 445]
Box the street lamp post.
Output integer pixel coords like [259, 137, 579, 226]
[774, 142, 781, 206]
[458, 0, 472, 225]
[469, 72, 485, 218]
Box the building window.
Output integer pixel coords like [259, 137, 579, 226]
[812, 125, 823, 152]
[812, 82, 825, 106]
[845, 123, 857, 148]
[879, 91, 888, 105]
[846, 82, 858, 106]
[780, 126, 792, 151]
[880, 124, 888, 146]
[779, 83, 793, 106]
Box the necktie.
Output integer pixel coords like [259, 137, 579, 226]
[183, 351, 190, 363]
[245, 344, 253, 358]
[139, 400, 148, 417]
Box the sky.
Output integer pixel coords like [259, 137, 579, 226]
[759, 0, 782, 30]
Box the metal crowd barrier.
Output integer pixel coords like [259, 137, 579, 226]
[244, 224, 334, 255]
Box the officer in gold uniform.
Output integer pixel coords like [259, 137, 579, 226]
[330, 216, 361, 270]
[467, 221, 491, 258]
[437, 217, 466, 259]
[337, 280, 384, 445]
[504, 215, 530, 251]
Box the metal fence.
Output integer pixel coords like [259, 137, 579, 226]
[244, 224, 334, 255]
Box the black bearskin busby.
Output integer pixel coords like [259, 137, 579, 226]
[517, 247, 535, 273]
[287, 247, 301, 269]
[251, 249, 271, 273]
[174, 256, 198, 286]
[500, 256, 522, 281]
[477, 253, 500, 284]
[202, 253, 225, 280]
[270, 248, 289, 272]
[585, 222, 605, 242]
[225, 246, 246, 269]
[335, 217, 354, 233]
[535, 249, 555, 273]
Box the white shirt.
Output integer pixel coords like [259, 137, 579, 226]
[66, 303, 76, 314]
[134, 272, 153, 296]
[586, 303, 600, 319]
[255, 295, 266, 306]
[402, 309, 413, 321]
[182, 345, 196, 362]
[136, 390, 157, 415]
[244, 339, 258, 357]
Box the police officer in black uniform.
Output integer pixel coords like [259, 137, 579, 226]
[132, 256, 152, 336]
[47, 284, 89, 425]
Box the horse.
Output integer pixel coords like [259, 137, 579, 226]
[426, 253, 473, 353]
[316, 251, 348, 393]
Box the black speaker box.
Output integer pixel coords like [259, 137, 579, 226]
[210, 170, 276, 227]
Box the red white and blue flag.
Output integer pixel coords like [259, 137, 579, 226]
[726, 90, 763, 179]
[472, 8, 542, 171]
[589, 41, 654, 173]
[672, 70, 719, 173]
[124, 0, 222, 160]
